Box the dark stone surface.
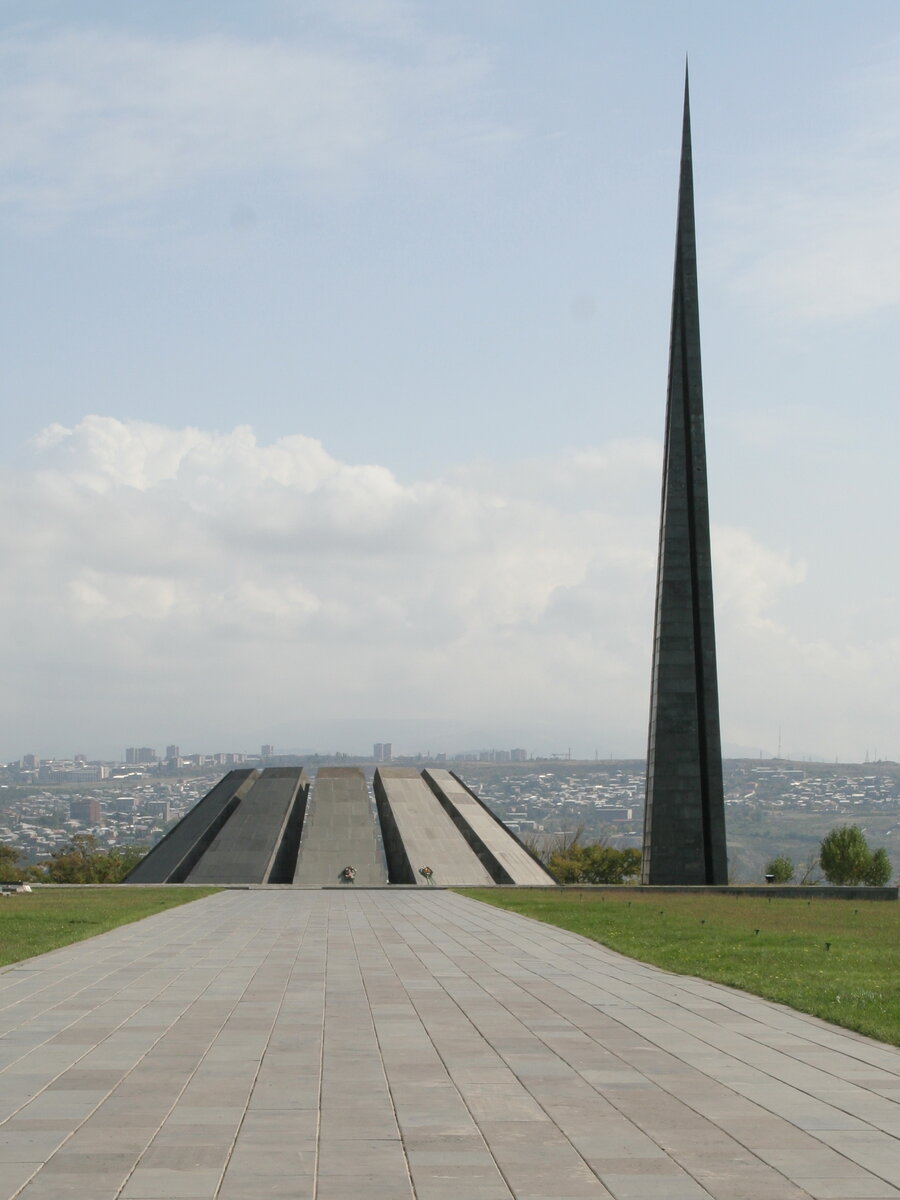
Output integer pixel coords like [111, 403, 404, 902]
[643, 72, 728, 886]
[124, 769, 259, 883]
[187, 767, 309, 885]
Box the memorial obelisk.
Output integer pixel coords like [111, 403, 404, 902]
[642, 69, 728, 885]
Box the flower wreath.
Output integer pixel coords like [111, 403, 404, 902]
[341, 865, 356, 881]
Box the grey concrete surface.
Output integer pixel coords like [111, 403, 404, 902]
[125, 771, 258, 885]
[375, 767, 495, 886]
[1, 891, 898, 1200]
[187, 769, 307, 885]
[293, 767, 386, 887]
[424, 769, 555, 886]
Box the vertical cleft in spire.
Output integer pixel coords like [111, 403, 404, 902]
[642, 68, 728, 885]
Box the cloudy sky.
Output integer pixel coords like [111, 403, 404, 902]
[1, 0, 898, 763]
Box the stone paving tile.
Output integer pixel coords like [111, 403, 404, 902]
[0, 889, 899, 1199]
[793, 1180, 900, 1199]
[218, 1176, 315, 1200]
[0, 1166, 39, 1197]
[119, 1167, 223, 1198]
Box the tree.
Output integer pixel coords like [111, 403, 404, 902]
[864, 847, 893, 888]
[818, 825, 890, 887]
[0, 841, 26, 882]
[765, 856, 794, 884]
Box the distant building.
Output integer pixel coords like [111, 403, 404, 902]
[70, 798, 101, 823]
[41, 764, 108, 784]
[22, 753, 37, 770]
[510, 748, 528, 762]
[125, 748, 157, 765]
[373, 743, 393, 763]
[261, 745, 274, 761]
[165, 745, 180, 761]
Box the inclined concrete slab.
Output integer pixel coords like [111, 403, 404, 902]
[0, 892, 898, 1199]
[186, 769, 305, 885]
[293, 767, 386, 887]
[375, 767, 495, 886]
[125, 771, 258, 884]
[424, 768, 555, 885]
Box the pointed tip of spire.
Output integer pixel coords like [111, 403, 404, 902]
[681, 60, 692, 151]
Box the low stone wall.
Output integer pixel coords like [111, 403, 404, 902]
[498, 884, 898, 901]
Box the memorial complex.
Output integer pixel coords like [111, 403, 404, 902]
[125, 765, 554, 886]
[127, 75, 730, 892]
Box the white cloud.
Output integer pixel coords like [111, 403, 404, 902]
[712, 527, 806, 632]
[0, 22, 505, 223]
[0, 414, 846, 759]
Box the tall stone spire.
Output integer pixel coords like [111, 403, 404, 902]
[641, 68, 728, 885]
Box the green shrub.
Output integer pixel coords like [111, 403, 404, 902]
[0, 841, 27, 882]
[547, 839, 641, 885]
[764, 855, 794, 883]
[31, 835, 147, 883]
[864, 847, 893, 887]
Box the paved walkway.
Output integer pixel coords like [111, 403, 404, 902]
[1, 891, 898, 1200]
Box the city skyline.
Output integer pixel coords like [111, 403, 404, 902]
[1, 4, 899, 762]
[8, 741, 899, 771]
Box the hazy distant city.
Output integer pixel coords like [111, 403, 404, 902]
[1, 745, 897, 883]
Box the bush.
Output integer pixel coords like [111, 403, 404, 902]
[819, 825, 892, 887]
[764, 856, 794, 883]
[864, 847, 893, 887]
[31, 835, 146, 883]
[0, 841, 27, 882]
[547, 838, 641, 885]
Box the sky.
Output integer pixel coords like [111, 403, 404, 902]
[1, 0, 899, 763]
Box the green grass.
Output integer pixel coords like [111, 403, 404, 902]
[462, 888, 900, 1046]
[0, 887, 220, 968]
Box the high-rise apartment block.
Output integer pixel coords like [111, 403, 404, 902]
[125, 747, 158, 765]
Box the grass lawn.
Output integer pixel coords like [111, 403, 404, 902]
[0, 887, 220, 968]
[463, 888, 900, 1047]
